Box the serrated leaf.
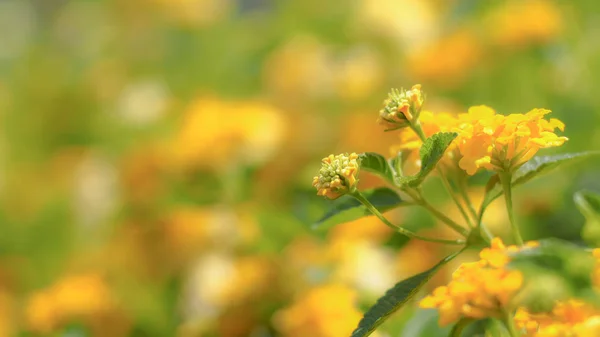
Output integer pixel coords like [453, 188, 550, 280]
[359, 152, 396, 185]
[574, 190, 600, 247]
[480, 152, 600, 215]
[312, 188, 404, 230]
[351, 249, 463, 337]
[399, 132, 458, 187]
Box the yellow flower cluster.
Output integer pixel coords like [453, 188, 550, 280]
[313, 153, 360, 199]
[454, 106, 568, 175]
[389, 102, 567, 176]
[420, 239, 538, 325]
[515, 300, 600, 337]
[513, 249, 600, 336]
[378, 85, 424, 130]
[273, 284, 362, 337]
[26, 273, 115, 334]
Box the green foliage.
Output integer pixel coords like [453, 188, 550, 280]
[480, 152, 600, 215]
[509, 238, 598, 312]
[359, 152, 396, 185]
[400, 309, 451, 337]
[448, 318, 475, 337]
[460, 318, 510, 337]
[350, 249, 463, 337]
[398, 132, 458, 187]
[575, 190, 600, 247]
[312, 188, 405, 230]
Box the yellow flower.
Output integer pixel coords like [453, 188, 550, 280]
[420, 238, 537, 326]
[170, 98, 285, 169]
[378, 85, 423, 131]
[26, 273, 116, 333]
[313, 153, 360, 199]
[407, 30, 482, 88]
[273, 284, 362, 337]
[455, 106, 568, 175]
[515, 300, 600, 337]
[485, 0, 563, 49]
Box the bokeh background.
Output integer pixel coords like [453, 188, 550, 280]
[1, 0, 600, 336]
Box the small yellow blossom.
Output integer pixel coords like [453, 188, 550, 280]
[420, 238, 538, 325]
[273, 284, 362, 337]
[454, 106, 568, 175]
[378, 85, 424, 130]
[313, 153, 361, 199]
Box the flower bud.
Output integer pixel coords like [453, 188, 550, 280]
[377, 85, 424, 131]
[312, 153, 360, 199]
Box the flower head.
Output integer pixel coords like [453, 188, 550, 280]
[378, 85, 424, 130]
[454, 106, 568, 175]
[420, 238, 538, 326]
[313, 153, 361, 199]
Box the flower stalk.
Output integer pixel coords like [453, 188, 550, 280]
[499, 172, 524, 246]
[351, 191, 466, 245]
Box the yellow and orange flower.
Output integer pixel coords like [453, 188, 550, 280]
[420, 239, 538, 325]
[313, 153, 361, 199]
[454, 106, 567, 175]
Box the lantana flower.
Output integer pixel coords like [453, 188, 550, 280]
[420, 238, 538, 325]
[454, 106, 568, 175]
[378, 85, 424, 131]
[313, 153, 361, 199]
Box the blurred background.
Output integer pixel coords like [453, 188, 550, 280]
[1, 0, 600, 336]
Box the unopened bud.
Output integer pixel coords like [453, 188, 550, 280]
[312, 153, 360, 199]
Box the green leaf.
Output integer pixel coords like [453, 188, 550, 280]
[350, 249, 463, 337]
[449, 318, 475, 337]
[399, 132, 458, 187]
[480, 151, 600, 214]
[312, 188, 404, 230]
[359, 152, 396, 185]
[508, 238, 598, 312]
[574, 190, 600, 247]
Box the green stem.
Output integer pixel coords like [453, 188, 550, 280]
[351, 192, 465, 245]
[499, 172, 523, 246]
[456, 175, 479, 224]
[404, 189, 469, 237]
[437, 168, 474, 228]
[410, 122, 473, 230]
[502, 310, 520, 337]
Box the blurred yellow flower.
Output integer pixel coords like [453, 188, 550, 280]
[0, 291, 14, 337]
[273, 284, 362, 337]
[153, 0, 233, 27]
[171, 98, 285, 170]
[313, 153, 361, 199]
[263, 35, 334, 99]
[26, 273, 116, 334]
[407, 30, 482, 87]
[485, 0, 563, 48]
[334, 48, 384, 101]
[515, 300, 600, 337]
[420, 239, 536, 325]
[455, 106, 568, 175]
